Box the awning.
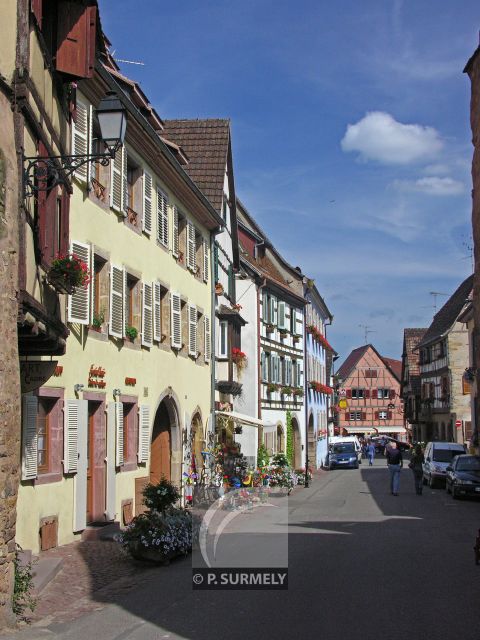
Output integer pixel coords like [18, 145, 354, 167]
[344, 426, 407, 435]
[215, 410, 275, 430]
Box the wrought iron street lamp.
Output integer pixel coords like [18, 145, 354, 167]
[23, 91, 127, 198]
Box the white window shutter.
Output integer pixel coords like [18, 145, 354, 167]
[109, 264, 124, 338]
[106, 403, 117, 520]
[187, 220, 196, 271]
[157, 189, 169, 247]
[262, 293, 269, 322]
[138, 405, 150, 464]
[278, 301, 286, 329]
[291, 308, 297, 335]
[21, 395, 38, 481]
[204, 316, 211, 362]
[72, 99, 89, 181]
[67, 240, 91, 325]
[188, 304, 197, 357]
[170, 292, 182, 349]
[87, 104, 93, 184]
[115, 401, 124, 467]
[110, 145, 124, 212]
[64, 400, 80, 474]
[122, 146, 128, 215]
[261, 352, 266, 381]
[142, 282, 153, 347]
[89, 244, 95, 325]
[172, 206, 179, 257]
[142, 170, 153, 235]
[203, 238, 209, 282]
[72, 400, 88, 532]
[270, 296, 277, 325]
[153, 281, 161, 342]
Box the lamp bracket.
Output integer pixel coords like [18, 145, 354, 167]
[23, 148, 118, 198]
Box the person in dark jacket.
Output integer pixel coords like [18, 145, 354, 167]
[386, 441, 403, 495]
[409, 444, 425, 495]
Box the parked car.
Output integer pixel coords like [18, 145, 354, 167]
[329, 436, 362, 463]
[371, 436, 411, 454]
[328, 442, 359, 470]
[422, 441, 466, 488]
[446, 455, 480, 499]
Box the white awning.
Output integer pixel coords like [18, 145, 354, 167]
[344, 426, 407, 435]
[215, 410, 275, 429]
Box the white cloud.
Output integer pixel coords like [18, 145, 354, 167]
[341, 111, 443, 165]
[422, 163, 451, 176]
[392, 176, 465, 196]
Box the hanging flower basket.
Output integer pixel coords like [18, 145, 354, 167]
[47, 253, 91, 294]
[232, 348, 247, 372]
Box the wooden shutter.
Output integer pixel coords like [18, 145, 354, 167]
[110, 146, 124, 212]
[372, 388, 377, 399]
[106, 403, 117, 520]
[297, 361, 302, 387]
[153, 281, 161, 342]
[187, 220, 196, 271]
[31, 0, 42, 27]
[71, 400, 88, 532]
[56, 3, 97, 79]
[278, 301, 286, 329]
[291, 308, 297, 334]
[362, 412, 367, 420]
[387, 411, 393, 420]
[64, 400, 80, 474]
[122, 146, 128, 215]
[142, 170, 153, 235]
[109, 265, 124, 338]
[389, 389, 396, 399]
[170, 293, 182, 348]
[344, 412, 350, 421]
[22, 395, 38, 481]
[261, 352, 266, 381]
[67, 240, 91, 324]
[156, 188, 168, 247]
[262, 293, 269, 322]
[142, 282, 153, 347]
[138, 405, 150, 464]
[374, 411, 379, 420]
[203, 238, 209, 282]
[364, 390, 370, 399]
[213, 243, 219, 282]
[72, 99, 89, 181]
[188, 304, 197, 356]
[205, 317, 211, 362]
[115, 401, 124, 467]
[270, 296, 277, 325]
[346, 389, 352, 398]
[172, 206, 179, 257]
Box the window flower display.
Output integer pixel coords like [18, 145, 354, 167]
[48, 253, 91, 293]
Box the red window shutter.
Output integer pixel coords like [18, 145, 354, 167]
[371, 388, 377, 399]
[56, 2, 97, 79]
[387, 411, 392, 420]
[364, 390, 370, 399]
[31, 0, 43, 28]
[344, 413, 350, 421]
[60, 187, 70, 256]
[362, 412, 366, 420]
[36, 141, 57, 266]
[389, 389, 395, 399]
[346, 389, 352, 398]
[374, 411, 379, 420]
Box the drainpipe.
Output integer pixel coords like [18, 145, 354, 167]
[210, 229, 222, 462]
[257, 278, 267, 452]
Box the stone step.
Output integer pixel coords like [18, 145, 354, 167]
[81, 521, 121, 542]
[32, 556, 63, 594]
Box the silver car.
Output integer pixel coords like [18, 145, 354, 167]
[423, 441, 466, 488]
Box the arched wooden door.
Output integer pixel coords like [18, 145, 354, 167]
[150, 401, 171, 483]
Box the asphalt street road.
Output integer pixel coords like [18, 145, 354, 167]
[5, 458, 480, 640]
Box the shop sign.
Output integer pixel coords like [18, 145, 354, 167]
[20, 361, 58, 393]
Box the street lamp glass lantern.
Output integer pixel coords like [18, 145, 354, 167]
[96, 91, 127, 153]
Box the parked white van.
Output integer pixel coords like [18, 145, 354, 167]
[329, 436, 362, 464]
[423, 441, 466, 488]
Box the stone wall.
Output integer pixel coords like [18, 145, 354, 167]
[0, 89, 21, 628]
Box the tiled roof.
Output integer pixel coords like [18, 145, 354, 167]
[240, 245, 305, 302]
[417, 275, 473, 348]
[336, 345, 369, 380]
[162, 119, 230, 213]
[381, 357, 402, 382]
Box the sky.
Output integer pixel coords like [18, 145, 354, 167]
[100, 0, 480, 365]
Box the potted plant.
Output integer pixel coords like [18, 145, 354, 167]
[47, 253, 91, 294]
[91, 309, 105, 332]
[265, 323, 275, 333]
[125, 325, 138, 342]
[267, 383, 279, 394]
[231, 348, 247, 373]
[281, 386, 293, 396]
[279, 328, 288, 338]
[293, 388, 304, 399]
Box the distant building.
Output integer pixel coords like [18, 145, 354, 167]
[416, 275, 473, 443]
[336, 345, 404, 439]
[400, 329, 427, 442]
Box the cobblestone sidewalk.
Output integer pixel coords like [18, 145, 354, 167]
[22, 541, 159, 628]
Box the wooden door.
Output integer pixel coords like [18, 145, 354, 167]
[86, 407, 94, 524]
[150, 425, 171, 483]
[87, 401, 106, 524]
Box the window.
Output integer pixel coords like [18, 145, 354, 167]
[365, 369, 378, 378]
[351, 388, 364, 399]
[157, 188, 169, 248]
[378, 411, 388, 420]
[170, 292, 182, 349]
[121, 400, 138, 471]
[125, 273, 141, 339]
[349, 411, 362, 421]
[188, 305, 198, 357]
[91, 255, 108, 330]
[377, 388, 390, 399]
[261, 352, 269, 382]
[37, 398, 55, 472]
[124, 157, 142, 229]
[218, 321, 228, 358]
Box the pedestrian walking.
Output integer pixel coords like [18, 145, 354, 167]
[386, 441, 403, 495]
[409, 444, 425, 495]
[366, 440, 376, 466]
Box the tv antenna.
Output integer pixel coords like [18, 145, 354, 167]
[358, 324, 375, 345]
[429, 291, 448, 315]
[110, 49, 145, 66]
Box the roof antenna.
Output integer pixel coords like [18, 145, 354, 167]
[358, 324, 375, 345]
[114, 58, 145, 66]
[429, 291, 448, 315]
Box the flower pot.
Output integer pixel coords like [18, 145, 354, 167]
[46, 271, 76, 295]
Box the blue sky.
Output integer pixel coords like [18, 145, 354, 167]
[100, 0, 480, 364]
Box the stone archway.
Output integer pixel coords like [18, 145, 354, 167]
[291, 416, 302, 470]
[307, 412, 315, 469]
[150, 395, 179, 486]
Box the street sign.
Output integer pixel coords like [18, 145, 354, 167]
[339, 388, 346, 397]
[455, 420, 462, 429]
